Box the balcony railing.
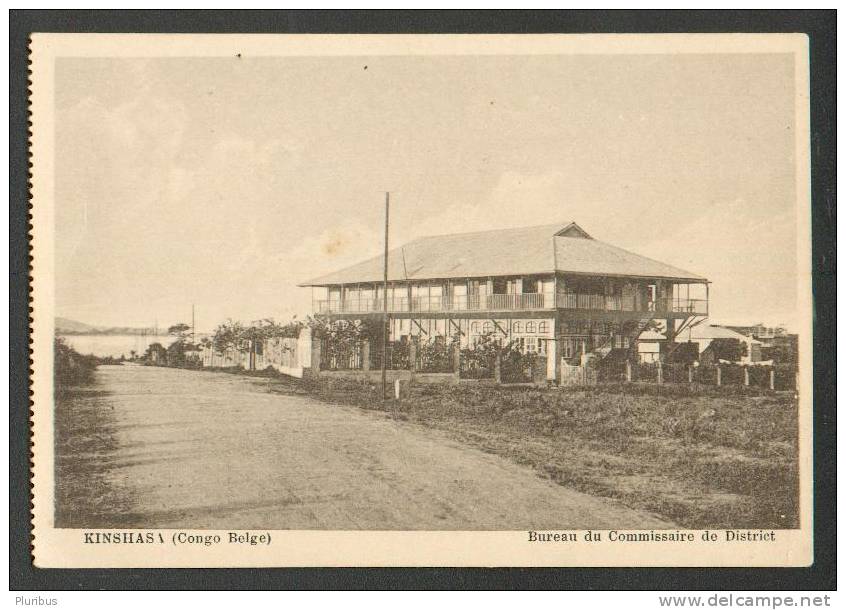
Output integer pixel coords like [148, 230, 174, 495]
[657, 297, 708, 315]
[314, 293, 553, 314]
[313, 293, 707, 315]
[486, 293, 547, 310]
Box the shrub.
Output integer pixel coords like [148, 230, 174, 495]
[460, 333, 498, 379]
[416, 338, 454, 373]
[54, 337, 98, 393]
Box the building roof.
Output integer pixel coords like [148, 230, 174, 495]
[300, 222, 706, 286]
[682, 324, 762, 344]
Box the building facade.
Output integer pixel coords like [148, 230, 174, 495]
[300, 222, 708, 381]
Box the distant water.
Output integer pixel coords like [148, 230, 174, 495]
[58, 334, 179, 358]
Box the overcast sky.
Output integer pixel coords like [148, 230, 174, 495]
[55, 52, 799, 331]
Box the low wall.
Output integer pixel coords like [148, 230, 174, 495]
[320, 369, 412, 383]
[319, 369, 459, 385]
[411, 372, 460, 385]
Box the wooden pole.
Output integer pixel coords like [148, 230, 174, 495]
[382, 192, 390, 401]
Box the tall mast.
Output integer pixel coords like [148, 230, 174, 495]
[381, 192, 390, 401]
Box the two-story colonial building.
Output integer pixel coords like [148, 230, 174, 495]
[300, 222, 708, 381]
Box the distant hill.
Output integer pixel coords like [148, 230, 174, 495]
[56, 317, 157, 336]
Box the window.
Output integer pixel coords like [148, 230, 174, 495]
[482, 321, 493, 334]
[512, 321, 523, 334]
[430, 285, 443, 308]
[526, 321, 536, 333]
[470, 321, 480, 333]
[452, 283, 467, 310]
[538, 321, 548, 334]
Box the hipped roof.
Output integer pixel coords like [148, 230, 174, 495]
[684, 324, 762, 344]
[300, 222, 706, 286]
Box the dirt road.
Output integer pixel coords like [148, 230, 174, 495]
[56, 366, 670, 529]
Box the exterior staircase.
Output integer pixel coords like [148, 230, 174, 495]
[590, 312, 658, 361]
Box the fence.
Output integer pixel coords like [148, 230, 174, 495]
[591, 358, 797, 391]
[559, 363, 598, 386]
[200, 345, 249, 369]
[369, 341, 411, 371]
[414, 339, 456, 373]
[320, 338, 364, 371]
[500, 351, 547, 384]
[606, 361, 797, 391]
[459, 349, 496, 380]
[199, 330, 313, 377]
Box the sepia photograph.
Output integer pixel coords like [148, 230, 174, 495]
[27, 32, 814, 568]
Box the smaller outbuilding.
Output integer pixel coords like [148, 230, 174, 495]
[676, 324, 763, 365]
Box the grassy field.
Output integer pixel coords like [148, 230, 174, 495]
[261, 375, 799, 529]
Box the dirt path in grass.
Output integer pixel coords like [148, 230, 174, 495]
[56, 365, 672, 530]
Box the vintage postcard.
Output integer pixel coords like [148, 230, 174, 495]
[29, 33, 812, 568]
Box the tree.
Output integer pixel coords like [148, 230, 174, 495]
[664, 341, 699, 365]
[168, 323, 191, 340]
[212, 319, 246, 353]
[763, 335, 798, 367]
[166, 340, 192, 368]
[144, 342, 168, 365]
[708, 338, 747, 363]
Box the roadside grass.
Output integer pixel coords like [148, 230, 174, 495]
[262, 374, 798, 529]
[201, 365, 798, 529]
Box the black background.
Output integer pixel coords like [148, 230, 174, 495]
[9, 9, 836, 591]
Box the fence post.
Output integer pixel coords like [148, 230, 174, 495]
[494, 352, 502, 384]
[625, 360, 632, 382]
[769, 369, 775, 390]
[743, 366, 749, 387]
[408, 340, 417, 372]
[657, 361, 663, 385]
[688, 365, 694, 384]
[716, 365, 722, 387]
[309, 337, 322, 378]
[452, 342, 461, 375]
[361, 340, 370, 372]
